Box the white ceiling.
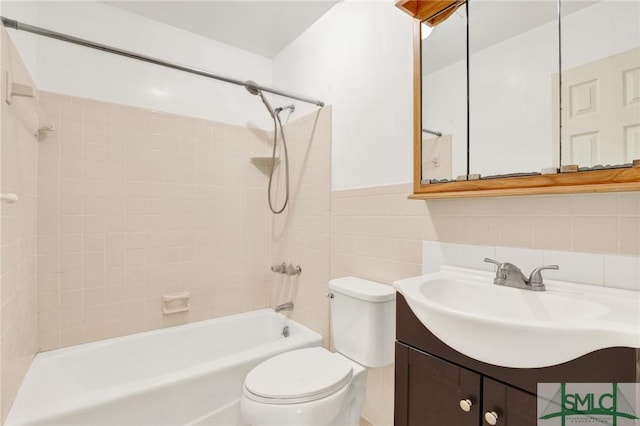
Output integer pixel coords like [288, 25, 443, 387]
[103, 1, 339, 58]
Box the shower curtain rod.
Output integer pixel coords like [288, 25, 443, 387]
[1, 17, 325, 108]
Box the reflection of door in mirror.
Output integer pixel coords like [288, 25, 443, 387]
[468, 0, 559, 178]
[421, 3, 467, 183]
[558, 0, 640, 169]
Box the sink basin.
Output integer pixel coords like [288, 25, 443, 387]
[393, 266, 640, 368]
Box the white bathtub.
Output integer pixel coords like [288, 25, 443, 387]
[6, 309, 322, 426]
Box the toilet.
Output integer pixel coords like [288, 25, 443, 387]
[240, 276, 396, 426]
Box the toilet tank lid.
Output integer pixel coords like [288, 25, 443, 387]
[328, 277, 396, 302]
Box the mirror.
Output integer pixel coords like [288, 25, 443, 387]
[468, 0, 559, 177]
[412, 0, 640, 197]
[421, 3, 467, 183]
[559, 0, 640, 169]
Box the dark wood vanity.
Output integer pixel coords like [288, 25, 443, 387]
[394, 295, 639, 425]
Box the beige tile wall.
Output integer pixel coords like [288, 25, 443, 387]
[330, 184, 639, 426]
[0, 28, 39, 422]
[425, 191, 640, 255]
[36, 92, 273, 351]
[332, 184, 424, 283]
[269, 107, 332, 345]
[331, 183, 423, 426]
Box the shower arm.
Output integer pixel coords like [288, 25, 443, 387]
[0, 16, 325, 108]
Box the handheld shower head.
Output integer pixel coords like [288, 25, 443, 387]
[275, 104, 295, 115]
[245, 81, 292, 215]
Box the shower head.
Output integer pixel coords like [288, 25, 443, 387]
[275, 104, 295, 115]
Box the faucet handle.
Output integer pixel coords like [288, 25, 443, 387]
[484, 258, 505, 284]
[271, 262, 286, 273]
[484, 258, 502, 269]
[285, 263, 302, 276]
[529, 265, 559, 287]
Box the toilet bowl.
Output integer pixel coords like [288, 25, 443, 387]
[240, 347, 367, 426]
[240, 277, 396, 426]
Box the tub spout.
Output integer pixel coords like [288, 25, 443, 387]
[275, 302, 294, 313]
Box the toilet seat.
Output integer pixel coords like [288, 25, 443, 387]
[244, 347, 353, 404]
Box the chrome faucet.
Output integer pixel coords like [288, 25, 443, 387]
[275, 301, 294, 313]
[484, 258, 559, 291]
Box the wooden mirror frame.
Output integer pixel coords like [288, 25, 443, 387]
[396, 0, 640, 199]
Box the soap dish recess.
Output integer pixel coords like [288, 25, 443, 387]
[250, 153, 280, 175]
[250, 153, 279, 167]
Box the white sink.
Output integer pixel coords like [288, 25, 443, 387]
[393, 266, 640, 368]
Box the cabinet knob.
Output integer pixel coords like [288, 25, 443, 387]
[459, 399, 473, 412]
[484, 411, 499, 425]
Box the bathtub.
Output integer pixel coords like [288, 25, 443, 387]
[6, 309, 322, 426]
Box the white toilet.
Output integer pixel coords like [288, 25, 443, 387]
[240, 276, 396, 426]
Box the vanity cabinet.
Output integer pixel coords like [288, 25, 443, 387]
[481, 377, 537, 426]
[396, 344, 536, 425]
[398, 343, 480, 425]
[394, 295, 638, 426]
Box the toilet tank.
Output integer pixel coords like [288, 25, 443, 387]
[328, 277, 396, 368]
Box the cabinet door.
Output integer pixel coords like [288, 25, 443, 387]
[482, 378, 537, 426]
[396, 343, 481, 426]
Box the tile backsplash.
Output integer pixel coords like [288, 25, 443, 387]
[425, 192, 639, 255]
[422, 191, 639, 292]
[423, 241, 640, 292]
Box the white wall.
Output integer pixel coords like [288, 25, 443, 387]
[273, 1, 414, 191]
[1, 1, 274, 128]
[3, 0, 415, 190]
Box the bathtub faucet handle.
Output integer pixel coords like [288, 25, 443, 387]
[271, 262, 286, 273]
[285, 263, 302, 276]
